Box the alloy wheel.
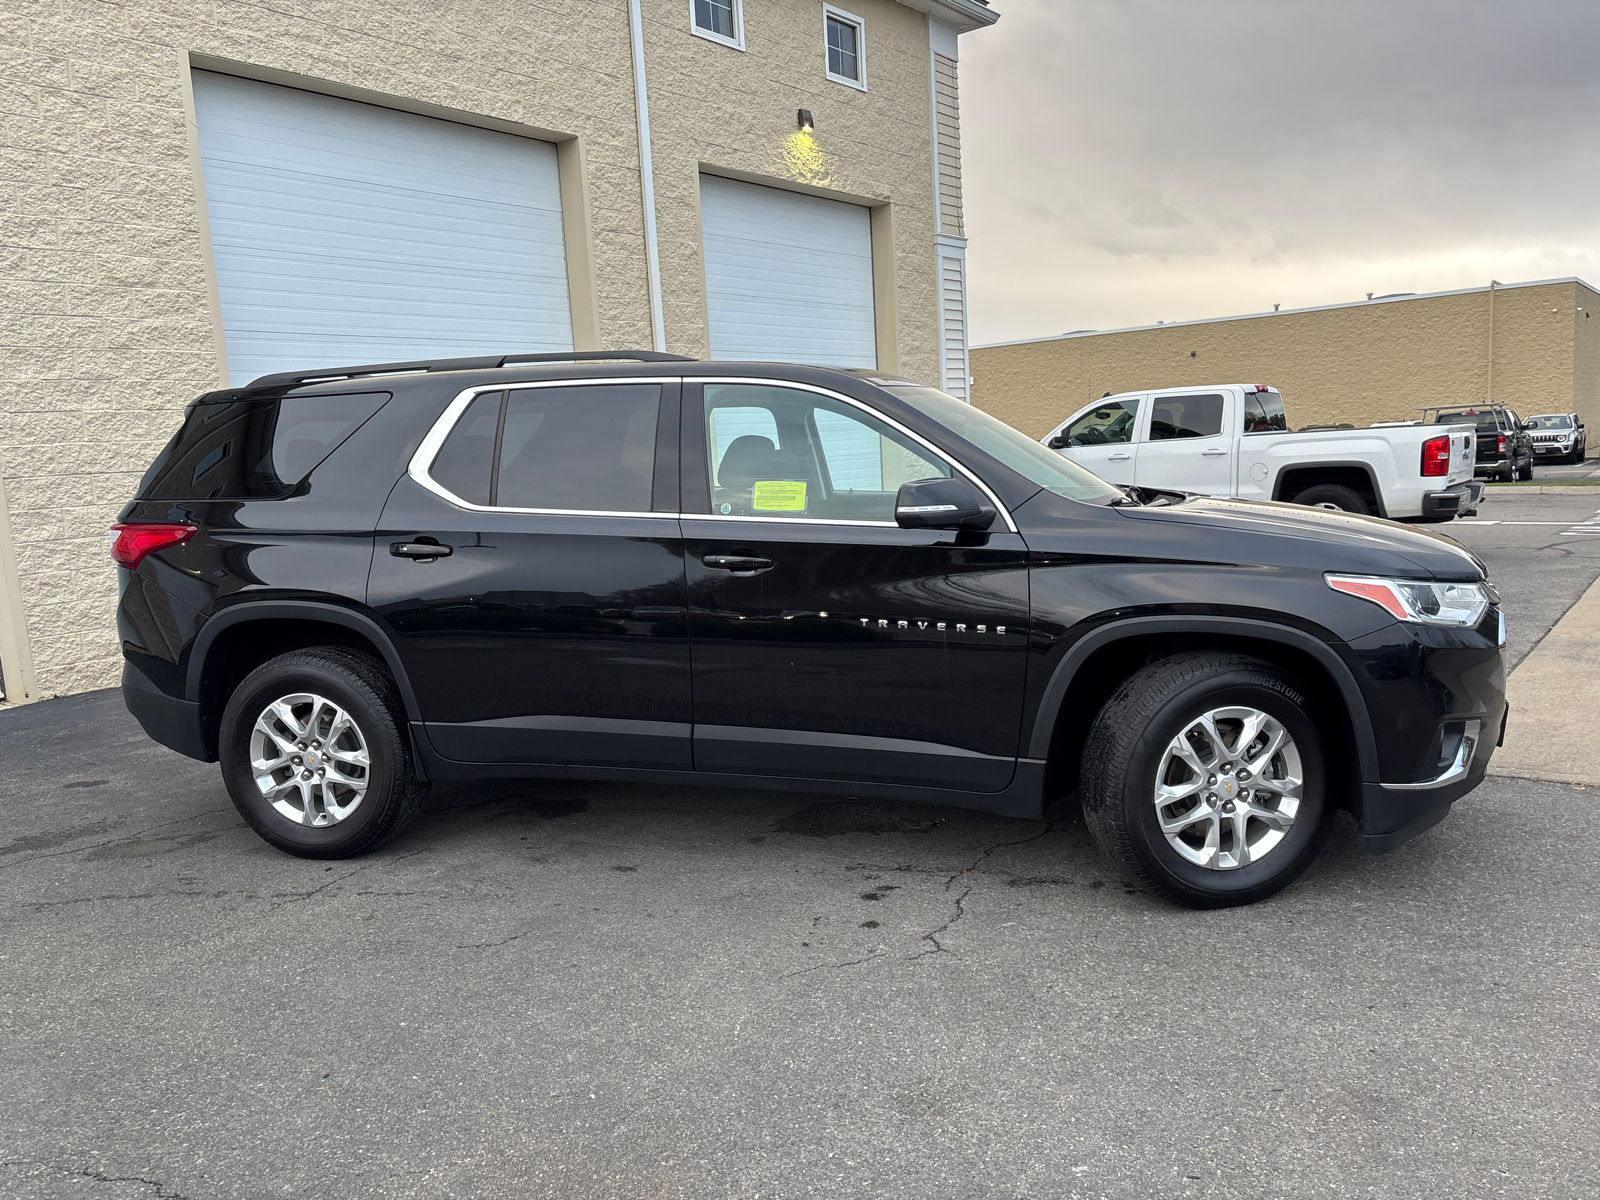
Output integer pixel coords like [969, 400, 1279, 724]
[1153, 705, 1303, 870]
[249, 692, 371, 826]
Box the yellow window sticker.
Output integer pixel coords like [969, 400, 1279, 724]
[752, 480, 807, 512]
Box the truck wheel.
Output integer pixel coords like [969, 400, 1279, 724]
[219, 647, 424, 859]
[1517, 459, 1534, 481]
[1081, 652, 1331, 908]
[1289, 483, 1369, 515]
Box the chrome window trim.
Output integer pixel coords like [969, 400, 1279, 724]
[407, 376, 675, 519]
[408, 374, 1018, 532]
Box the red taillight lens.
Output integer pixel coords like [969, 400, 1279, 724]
[108, 523, 196, 570]
[1497, 434, 1507, 454]
[1421, 433, 1451, 477]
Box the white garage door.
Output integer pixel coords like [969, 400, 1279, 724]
[192, 72, 573, 386]
[700, 175, 876, 369]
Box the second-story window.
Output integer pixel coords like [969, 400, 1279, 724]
[824, 5, 866, 89]
[692, 0, 743, 50]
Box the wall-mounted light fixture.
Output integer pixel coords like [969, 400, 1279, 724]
[797, 109, 815, 132]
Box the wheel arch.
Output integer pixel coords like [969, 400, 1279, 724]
[1273, 461, 1386, 516]
[1029, 616, 1379, 807]
[186, 601, 422, 761]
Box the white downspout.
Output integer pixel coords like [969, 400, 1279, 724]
[628, 0, 667, 353]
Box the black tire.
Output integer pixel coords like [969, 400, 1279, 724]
[1080, 652, 1332, 908]
[1289, 483, 1370, 515]
[1516, 458, 1534, 481]
[219, 647, 423, 859]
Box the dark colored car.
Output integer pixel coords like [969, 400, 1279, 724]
[1422, 404, 1534, 481]
[1523, 412, 1587, 464]
[115, 352, 1508, 908]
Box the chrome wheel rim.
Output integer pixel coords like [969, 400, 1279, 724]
[249, 693, 371, 826]
[1153, 705, 1302, 871]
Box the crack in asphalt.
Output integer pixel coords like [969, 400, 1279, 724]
[455, 931, 529, 950]
[787, 820, 1065, 975]
[270, 847, 429, 908]
[0, 1163, 191, 1199]
[910, 821, 1062, 963]
[0, 807, 234, 872]
[783, 949, 887, 977]
[908, 886, 971, 961]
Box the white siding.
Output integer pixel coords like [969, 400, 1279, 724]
[933, 53, 964, 237]
[192, 72, 573, 386]
[699, 174, 876, 369]
[940, 254, 969, 400]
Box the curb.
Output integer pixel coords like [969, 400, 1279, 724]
[1483, 485, 1600, 495]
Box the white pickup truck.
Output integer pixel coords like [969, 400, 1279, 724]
[1040, 384, 1484, 521]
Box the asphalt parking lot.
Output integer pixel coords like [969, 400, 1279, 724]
[3, 490, 1599, 1200]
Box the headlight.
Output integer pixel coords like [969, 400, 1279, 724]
[1325, 574, 1491, 628]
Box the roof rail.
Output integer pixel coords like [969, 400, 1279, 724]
[244, 350, 696, 392]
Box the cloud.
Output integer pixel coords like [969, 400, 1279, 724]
[961, 0, 1600, 343]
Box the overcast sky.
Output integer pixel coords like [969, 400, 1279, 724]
[959, 0, 1600, 345]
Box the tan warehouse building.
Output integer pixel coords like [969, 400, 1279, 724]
[0, 0, 998, 703]
[971, 277, 1600, 438]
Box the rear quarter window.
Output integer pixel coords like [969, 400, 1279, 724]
[138, 392, 391, 500]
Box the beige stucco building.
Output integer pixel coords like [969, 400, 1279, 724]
[0, 0, 998, 703]
[971, 278, 1600, 439]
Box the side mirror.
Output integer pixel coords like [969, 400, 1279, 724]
[1046, 433, 1068, 449]
[895, 477, 995, 531]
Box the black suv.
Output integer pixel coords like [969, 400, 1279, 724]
[116, 352, 1507, 908]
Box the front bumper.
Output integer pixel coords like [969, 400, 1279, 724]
[1346, 612, 1507, 853]
[1357, 712, 1499, 852]
[1533, 443, 1572, 456]
[1421, 480, 1485, 519]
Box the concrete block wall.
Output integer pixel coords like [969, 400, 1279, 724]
[0, 0, 955, 701]
[970, 280, 1596, 439]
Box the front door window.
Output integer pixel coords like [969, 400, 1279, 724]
[701, 383, 950, 522]
[1056, 396, 1141, 486]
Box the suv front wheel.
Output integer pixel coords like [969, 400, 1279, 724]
[219, 647, 423, 859]
[1081, 652, 1331, 908]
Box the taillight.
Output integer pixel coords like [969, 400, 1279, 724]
[1497, 434, 1507, 455]
[1421, 434, 1451, 477]
[108, 523, 196, 570]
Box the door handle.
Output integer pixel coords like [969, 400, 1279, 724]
[1201, 448, 1228, 456]
[702, 554, 774, 574]
[1107, 452, 1132, 461]
[390, 541, 452, 560]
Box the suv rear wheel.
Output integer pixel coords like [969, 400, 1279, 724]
[219, 648, 423, 859]
[1081, 652, 1331, 908]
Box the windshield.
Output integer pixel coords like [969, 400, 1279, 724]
[1524, 414, 1572, 429]
[1429, 410, 1502, 431]
[885, 386, 1126, 504]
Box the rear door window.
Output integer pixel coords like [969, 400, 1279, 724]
[1148, 394, 1226, 440]
[427, 384, 661, 513]
[138, 391, 390, 500]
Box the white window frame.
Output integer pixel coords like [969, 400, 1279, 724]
[822, 4, 868, 91]
[690, 0, 744, 51]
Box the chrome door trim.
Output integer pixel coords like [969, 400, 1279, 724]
[408, 374, 1020, 532]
